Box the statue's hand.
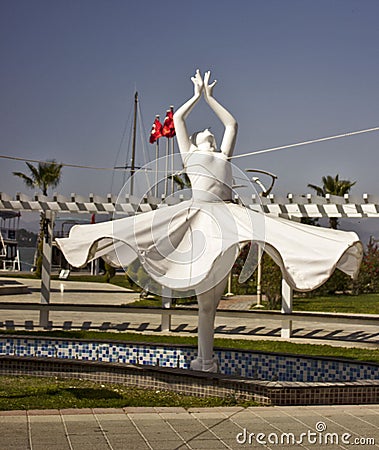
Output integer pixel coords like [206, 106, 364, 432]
[204, 70, 217, 99]
[191, 69, 203, 97]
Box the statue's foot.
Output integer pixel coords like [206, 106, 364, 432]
[190, 357, 203, 371]
[202, 358, 219, 373]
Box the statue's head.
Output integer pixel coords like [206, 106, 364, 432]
[190, 129, 217, 151]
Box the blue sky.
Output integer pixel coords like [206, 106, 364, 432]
[1, 0, 379, 208]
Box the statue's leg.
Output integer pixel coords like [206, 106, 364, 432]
[192, 275, 228, 372]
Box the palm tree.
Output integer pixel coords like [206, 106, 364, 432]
[13, 160, 63, 275]
[13, 161, 62, 196]
[308, 174, 356, 229]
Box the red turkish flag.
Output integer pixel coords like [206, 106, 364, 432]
[162, 107, 176, 138]
[149, 116, 163, 144]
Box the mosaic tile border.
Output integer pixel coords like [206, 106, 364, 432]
[0, 334, 378, 383]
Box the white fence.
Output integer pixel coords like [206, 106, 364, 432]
[0, 300, 378, 339]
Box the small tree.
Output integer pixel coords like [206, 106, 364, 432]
[304, 269, 352, 297]
[261, 252, 282, 309]
[232, 242, 257, 295]
[354, 237, 379, 294]
[233, 245, 282, 305]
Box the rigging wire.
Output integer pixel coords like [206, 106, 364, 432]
[110, 100, 134, 192]
[0, 154, 117, 171]
[0, 153, 180, 175]
[229, 125, 379, 160]
[121, 120, 134, 187]
[137, 99, 149, 167]
[137, 98, 153, 194]
[1, 124, 378, 171]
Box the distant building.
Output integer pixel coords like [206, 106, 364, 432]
[0, 211, 21, 271]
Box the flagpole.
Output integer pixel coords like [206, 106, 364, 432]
[149, 114, 163, 198]
[130, 91, 138, 197]
[164, 138, 169, 197]
[169, 106, 175, 195]
[170, 137, 174, 194]
[155, 140, 159, 197]
[155, 114, 161, 198]
[160, 107, 175, 198]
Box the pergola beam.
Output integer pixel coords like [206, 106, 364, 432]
[1, 192, 379, 218]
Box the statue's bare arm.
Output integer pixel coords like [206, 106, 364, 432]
[174, 69, 238, 158]
[203, 71, 238, 158]
[173, 70, 203, 157]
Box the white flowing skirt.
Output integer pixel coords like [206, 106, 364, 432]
[56, 200, 363, 292]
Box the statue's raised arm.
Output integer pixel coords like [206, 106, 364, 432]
[203, 71, 238, 158]
[173, 70, 203, 157]
[174, 70, 238, 159]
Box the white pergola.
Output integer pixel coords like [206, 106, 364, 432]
[2, 191, 379, 217]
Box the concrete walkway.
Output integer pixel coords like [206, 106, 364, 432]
[0, 405, 378, 449]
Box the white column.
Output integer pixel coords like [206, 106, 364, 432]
[224, 271, 234, 297]
[253, 244, 264, 308]
[281, 278, 293, 338]
[161, 286, 172, 332]
[40, 210, 54, 328]
[90, 259, 100, 275]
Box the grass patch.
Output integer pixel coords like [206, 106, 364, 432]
[293, 293, 379, 314]
[2, 330, 379, 364]
[63, 274, 135, 290]
[125, 296, 197, 307]
[125, 297, 161, 307]
[0, 376, 259, 410]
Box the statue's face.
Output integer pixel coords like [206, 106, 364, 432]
[194, 129, 217, 151]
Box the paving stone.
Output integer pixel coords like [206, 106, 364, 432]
[28, 409, 61, 416]
[92, 407, 125, 414]
[0, 410, 27, 416]
[0, 404, 378, 449]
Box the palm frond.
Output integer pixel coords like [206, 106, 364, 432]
[12, 172, 35, 189]
[307, 183, 325, 196]
[26, 162, 40, 180]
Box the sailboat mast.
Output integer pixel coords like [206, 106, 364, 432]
[130, 91, 138, 196]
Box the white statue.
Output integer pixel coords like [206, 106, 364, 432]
[56, 70, 363, 373]
[173, 70, 239, 371]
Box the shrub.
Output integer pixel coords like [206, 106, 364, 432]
[260, 252, 282, 309]
[354, 237, 379, 294]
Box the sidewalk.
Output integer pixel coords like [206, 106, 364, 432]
[0, 405, 378, 449]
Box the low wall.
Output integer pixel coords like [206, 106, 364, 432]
[0, 334, 378, 382]
[0, 356, 378, 406]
